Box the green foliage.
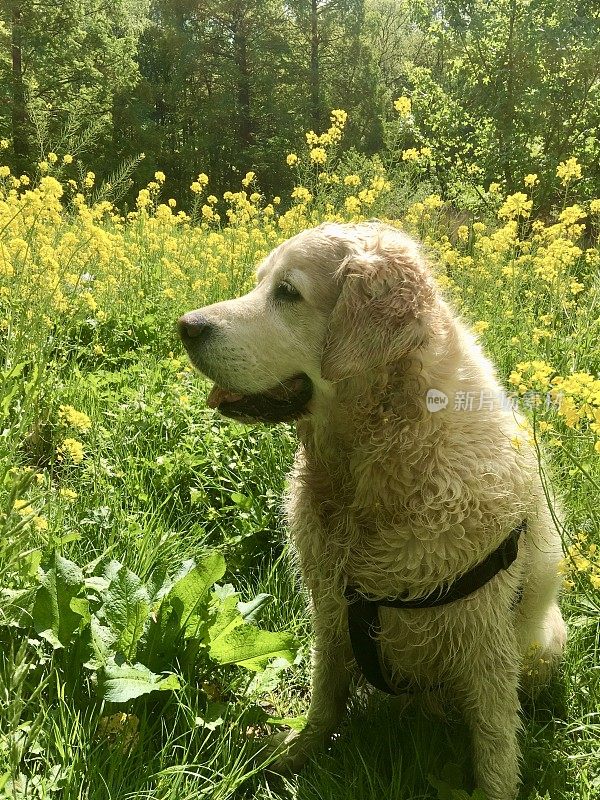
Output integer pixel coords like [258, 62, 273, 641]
[2, 0, 598, 210]
[377, 0, 600, 208]
[5, 550, 298, 704]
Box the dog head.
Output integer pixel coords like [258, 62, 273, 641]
[179, 222, 436, 422]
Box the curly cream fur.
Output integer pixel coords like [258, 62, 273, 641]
[180, 221, 567, 800]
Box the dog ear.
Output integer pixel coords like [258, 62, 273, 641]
[321, 232, 435, 382]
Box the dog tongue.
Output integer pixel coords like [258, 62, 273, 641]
[207, 385, 245, 408]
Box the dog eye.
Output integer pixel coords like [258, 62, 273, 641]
[274, 281, 302, 302]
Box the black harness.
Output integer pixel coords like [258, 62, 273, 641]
[344, 519, 526, 695]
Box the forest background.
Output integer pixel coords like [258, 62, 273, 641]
[2, 0, 599, 212]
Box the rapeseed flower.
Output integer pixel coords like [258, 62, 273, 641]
[556, 157, 582, 185]
[393, 96, 412, 117]
[59, 405, 91, 433]
[58, 438, 85, 464]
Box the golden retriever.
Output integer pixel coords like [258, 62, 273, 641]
[179, 221, 566, 800]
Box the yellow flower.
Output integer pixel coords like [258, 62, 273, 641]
[286, 153, 298, 166]
[84, 171, 95, 188]
[595, 440, 600, 455]
[59, 488, 78, 501]
[47, 152, 58, 164]
[33, 515, 48, 532]
[330, 109, 347, 126]
[498, 192, 532, 220]
[190, 181, 202, 194]
[488, 183, 501, 194]
[472, 320, 490, 334]
[136, 188, 151, 208]
[59, 405, 91, 433]
[310, 147, 327, 165]
[168, 198, 176, 208]
[457, 225, 469, 242]
[344, 195, 361, 215]
[556, 157, 582, 185]
[393, 96, 412, 117]
[0, 166, 10, 178]
[241, 171, 255, 187]
[63, 154, 73, 164]
[589, 199, 600, 215]
[59, 438, 85, 465]
[154, 171, 166, 183]
[291, 186, 312, 203]
[524, 174, 538, 187]
[330, 108, 348, 128]
[14, 498, 32, 516]
[569, 279, 584, 295]
[402, 148, 420, 162]
[559, 204, 585, 226]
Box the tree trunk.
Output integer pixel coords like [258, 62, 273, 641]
[11, 4, 30, 170]
[233, 19, 252, 148]
[499, 0, 517, 189]
[310, 0, 320, 130]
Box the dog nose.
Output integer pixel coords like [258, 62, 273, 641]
[178, 313, 214, 343]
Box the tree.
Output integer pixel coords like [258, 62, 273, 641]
[0, 0, 145, 175]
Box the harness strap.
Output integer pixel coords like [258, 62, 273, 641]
[345, 519, 526, 695]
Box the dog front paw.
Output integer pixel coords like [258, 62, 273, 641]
[263, 728, 327, 775]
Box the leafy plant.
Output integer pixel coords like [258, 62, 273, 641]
[4, 550, 297, 704]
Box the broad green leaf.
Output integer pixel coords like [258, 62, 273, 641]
[166, 551, 226, 637]
[102, 560, 124, 584]
[86, 615, 115, 668]
[230, 492, 252, 509]
[102, 660, 181, 703]
[18, 549, 42, 579]
[208, 593, 244, 644]
[245, 657, 292, 695]
[238, 593, 272, 622]
[153, 558, 195, 604]
[70, 597, 90, 624]
[32, 553, 86, 649]
[102, 566, 150, 660]
[194, 701, 227, 731]
[209, 624, 297, 671]
[212, 583, 237, 602]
